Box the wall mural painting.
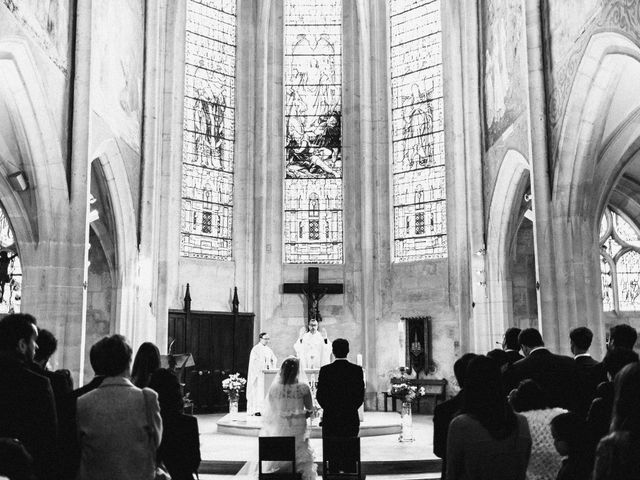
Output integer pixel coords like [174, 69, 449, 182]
[180, 0, 236, 260]
[482, 0, 527, 149]
[3, 0, 69, 73]
[0, 205, 21, 314]
[283, 0, 343, 264]
[390, 0, 447, 262]
[91, 0, 143, 150]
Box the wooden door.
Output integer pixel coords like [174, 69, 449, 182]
[168, 310, 254, 412]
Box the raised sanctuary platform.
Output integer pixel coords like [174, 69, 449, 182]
[217, 411, 401, 438]
[200, 413, 441, 475]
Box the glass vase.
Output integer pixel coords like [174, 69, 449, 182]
[399, 401, 414, 442]
[228, 392, 239, 414]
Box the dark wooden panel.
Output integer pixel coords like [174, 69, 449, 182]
[168, 310, 255, 413]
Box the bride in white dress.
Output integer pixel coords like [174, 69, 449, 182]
[239, 357, 317, 480]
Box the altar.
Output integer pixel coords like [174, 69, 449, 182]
[262, 368, 321, 399]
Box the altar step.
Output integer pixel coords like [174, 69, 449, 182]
[199, 458, 442, 475]
[199, 474, 442, 480]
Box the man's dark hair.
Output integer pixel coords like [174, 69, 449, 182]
[453, 353, 477, 388]
[486, 349, 509, 369]
[34, 329, 57, 363]
[503, 327, 521, 350]
[550, 412, 590, 453]
[332, 338, 349, 358]
[602, 347, 639, 378]
[259, 332, 268, 339]
[570, 326, 593, 351]
[0, 313, 37, 351]
[510, 379, 549, 412]
[101, 334, 133, 377]
[89, 337, 109, 376]
[518, 328, 544, 348]
[610, 324, 638, 349]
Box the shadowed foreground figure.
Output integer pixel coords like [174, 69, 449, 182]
[446, 355, 531, 480]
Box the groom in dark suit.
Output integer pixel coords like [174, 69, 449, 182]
[316, 338, 365, 437]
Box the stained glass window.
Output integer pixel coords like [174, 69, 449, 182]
[390, 0, 446, 262]
[283, 0, 343, 264]
[0, 204, 21, 314]
[181, 0, 236, 260]
[600, 207, 640, 311]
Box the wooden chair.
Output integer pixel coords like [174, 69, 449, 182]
[322, 437, 365, 480]
[258, 436, 301, 480]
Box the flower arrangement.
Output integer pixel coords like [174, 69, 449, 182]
[389, 380, 426, 403]
[222, 373, 247, 399]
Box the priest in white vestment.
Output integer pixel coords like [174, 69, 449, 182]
[246, 332, 277, 415]
[293, 319, 331, 371]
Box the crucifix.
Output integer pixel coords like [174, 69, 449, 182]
[283, 267, 344, 324]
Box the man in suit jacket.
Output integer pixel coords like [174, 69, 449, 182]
[502, 327, 524, 365]
[433, 353, 477, 479]
[76, 334, 162, 480]
[570, 327, 606, 417]
[503, 328, 581, 411]
[0, 313, 58, 480]
[316, 338, 365, 438]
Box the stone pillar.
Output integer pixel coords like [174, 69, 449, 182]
[523, 0, 559, 351]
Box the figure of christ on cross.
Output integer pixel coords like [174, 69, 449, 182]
[282, 267, 344, 324]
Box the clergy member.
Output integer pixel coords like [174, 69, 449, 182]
[293, 318, 331, 371]
[246, 332, 277, 416]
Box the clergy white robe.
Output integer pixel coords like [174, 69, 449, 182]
[246, 343, 277, 415]
[293, 328, 331, 371]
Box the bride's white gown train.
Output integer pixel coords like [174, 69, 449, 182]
[238, 381, 317, 480]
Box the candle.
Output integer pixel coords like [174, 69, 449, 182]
[356, 354, 363, 366]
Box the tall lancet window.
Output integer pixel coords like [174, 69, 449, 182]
[181, 0, 236, 260]
[600, 208, 640, 312]
[283, 0, 343, 264]
[390, 0, 446, 262]
[0, 204, 21, 314]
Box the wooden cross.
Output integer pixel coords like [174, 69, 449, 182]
[283, 267, 344, 324]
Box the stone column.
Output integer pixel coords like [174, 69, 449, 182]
[523, 0, 559, 351]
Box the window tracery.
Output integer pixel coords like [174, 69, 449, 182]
[283, 0, 343, 264]
[390, 0, 447, 262]
[600, 207, 640, 312]
[181, 0, 236, 260]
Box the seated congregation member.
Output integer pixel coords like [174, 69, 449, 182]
[149, 369, 201, 480]
[569, 327, 606, 417]
[503, 328, 580, 411]
[551, 412, 595, 480]
[502, 327, 524, 365]
[77, 334, 162, 480]
[433, 353, 477, 479]
[508, 379, 566, 480]
[66, 337, 110, 479]
[486, 349, 509, 373]
[587, 347, 639, 441]
[607, 323, 637, 350]
[592, 363, 640, 480]
[131, 341, 161, 389]
[0, 314, 57, 480]
[0, 437, 35, 480]
[30, 329, 74, 480]
[446, 356, 531, 480]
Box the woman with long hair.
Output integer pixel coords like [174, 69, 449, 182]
[508, 379, 566, 480]
[149, 369, 201, 480]
[131, 342, 161, 389]
[241, 356, 315, 480]
[446, 355, 531, 480]
[592, 362, 640, 480]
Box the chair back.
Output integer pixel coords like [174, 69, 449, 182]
[258, 436, 297, 480]
[322, 437, 363, 480]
